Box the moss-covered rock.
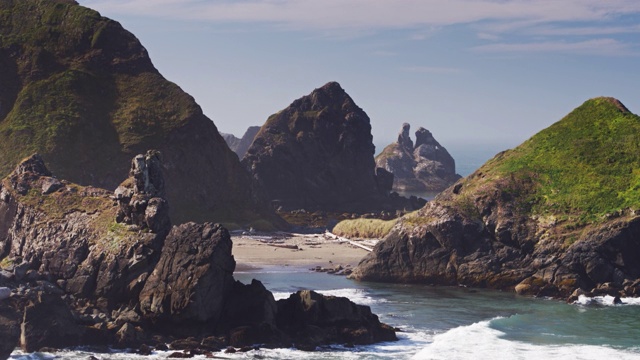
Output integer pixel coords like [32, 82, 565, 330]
[0, 0, 272, 225]
[353, 98, 640, 300]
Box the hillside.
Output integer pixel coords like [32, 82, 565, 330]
[0, 0, 270, 225]
[352, 98, 640, 299]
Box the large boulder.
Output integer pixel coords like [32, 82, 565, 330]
[139, 223, 236, 324]
[376, 123, 461, 192]
[276, 290, 397, 348]
[0, 297, 20, 360]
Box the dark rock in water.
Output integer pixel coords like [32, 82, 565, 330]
[139, 222, 235, 324]
[221, 126, 261, 159]
[243, 82, 421, 213]
[0, 0, 272, 225]
[276, 290, 397, 347]
[221, 279, 277, 329]
[376, 123, 461, 192]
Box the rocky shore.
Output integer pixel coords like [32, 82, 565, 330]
[0, 153, 396, 359]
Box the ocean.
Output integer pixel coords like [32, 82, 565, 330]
[13, 266, 640, 359]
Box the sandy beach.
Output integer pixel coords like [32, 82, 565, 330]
[231, 232, 377, 271]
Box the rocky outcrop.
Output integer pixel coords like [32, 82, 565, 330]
[139, 222, 235, 324]
[243, 82, 422, 213]
[0, 153, 397, 355]
[276, 290, 397, 348]
[353, 98, 640, 300]
[221, 126, 261, 159]
[376, 123, 461, 192]
[0, 0, 271, 225]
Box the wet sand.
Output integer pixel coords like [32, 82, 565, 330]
[231, 232, 376, 271]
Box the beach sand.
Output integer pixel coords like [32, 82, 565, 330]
[231, 233, 374, 271]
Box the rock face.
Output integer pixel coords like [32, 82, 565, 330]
[0, 0, 270, 225]
[353, 98, 640, 300]
[139, 222, 236, 324]
[221, 126, 261, 159]
[243, 82, 416, 212]
[376, 123, 461, 192]
[0, 153, 397, 354]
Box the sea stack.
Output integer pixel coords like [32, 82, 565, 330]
[375, 123, 461, 192]
[243, 82, 405, 212]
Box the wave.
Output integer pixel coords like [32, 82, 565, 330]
[411, 317, 640, 360]
[272, 288, 387, 306]
[573, 294, 640, 306]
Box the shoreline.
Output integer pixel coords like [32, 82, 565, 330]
[231, 232, 375, 271]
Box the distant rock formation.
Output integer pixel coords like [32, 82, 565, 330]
[376, 123, 461, 192]
[353, 98, 640, 301]
[221, 126, 261, 159]
[243, 82, 423, 213]
[0, 0, 271, 225]
[0, 153, 396, 355]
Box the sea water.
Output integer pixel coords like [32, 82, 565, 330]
[15, 266, 640, 359]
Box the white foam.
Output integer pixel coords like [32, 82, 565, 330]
[411, 317, 640, 360]
[574, 294, 640, 306]
[272, 288, 386, 306]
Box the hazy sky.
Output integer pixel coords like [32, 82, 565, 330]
[78, 0, 640, 157]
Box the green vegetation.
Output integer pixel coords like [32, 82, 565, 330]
[453, 97, 640, 225]
[333, 218, 397, 239]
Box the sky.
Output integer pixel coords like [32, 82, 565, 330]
[78, 0, 640, 172]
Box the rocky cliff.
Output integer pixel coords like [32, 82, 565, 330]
[353, 98, 640, 300]
[0, 0, 269, 225]
[243, 82, 421, 213]
[0, 153, 396, 356]
[221, 126, 261, 159]
[376, 123, 461, 192]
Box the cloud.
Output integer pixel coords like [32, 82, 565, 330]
[80, 0, 640, 31]
[402, 66, 462, 74]
[472, 38, 636, 56]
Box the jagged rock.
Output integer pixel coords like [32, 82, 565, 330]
[276, 290, 397, 347]
[0, 152, 396, 354]
[114, 150, 170, 235]
[244, 82, 419, 213]
[221, 126, 261, 159]
[139, 223, 235, 324]
[376, 123, 461, 192]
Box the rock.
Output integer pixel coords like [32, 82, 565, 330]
[375, 123, 461, 192]
[221, 126, 261, 159]
[0, 298, 20, 360]
[20, 293, 84, 352]
[139, 223, 236, 324]
[0, 288, 9, 301]
[276, 290, 397, 346]
[243, 82, 419, 213]
[221, 279, 277, 330]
